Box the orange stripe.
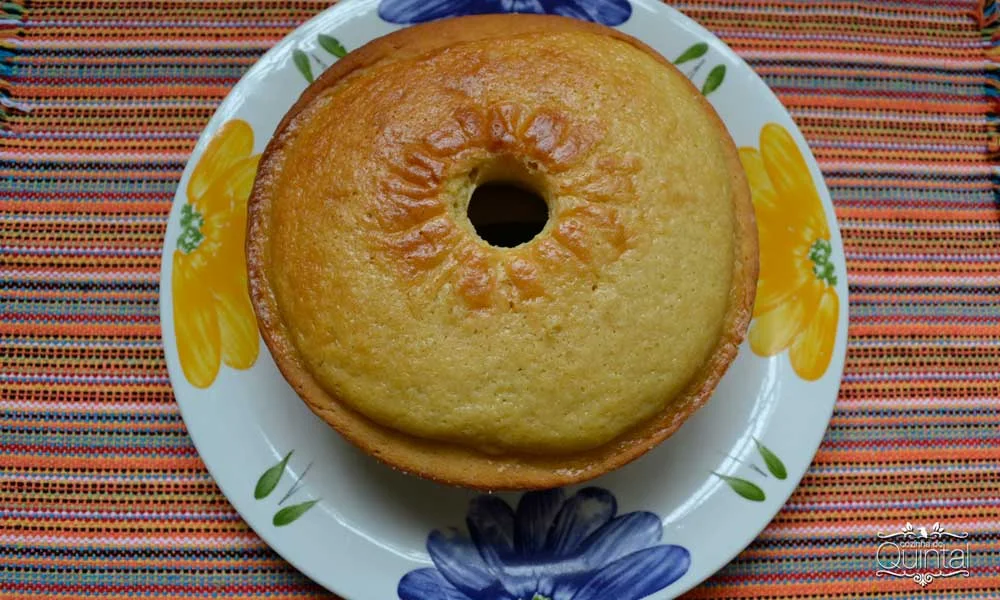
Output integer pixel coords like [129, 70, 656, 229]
[775, 95, 992, 113]
[1, 420, 179, 432]
[758, 65, 986, 83]
[5, 84, 233, 98]
[831, 415, 1000, 426]
[6, 556, 289, 570]
[727, 38, 980, 58]
[682, 577, 1000, 598]
[0, 324, 163, 336]
[0, 169, 183, 180]
[825, 178, 991, 190]
[1, 455, 203, 469]
[838, 207, 1000, 220]
[814, 447, 1000, 463]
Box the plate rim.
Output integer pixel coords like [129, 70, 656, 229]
[158, 1, 849, 597]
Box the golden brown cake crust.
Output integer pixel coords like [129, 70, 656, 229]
[247, 14, 758, 489]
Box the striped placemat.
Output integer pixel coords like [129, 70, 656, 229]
[1, 0, 998, 597]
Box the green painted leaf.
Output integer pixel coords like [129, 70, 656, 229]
[754, 438, 787, 480]
[317, 34, 347, 58]
[292, 49, 313, 83]
[273, 499, 319, 526]
[3, 2, 26, 16]
[675, 42, 708, 65]
[714, 472, 765, 502]
[254, 451, 292, 500]
[701, 64, 726, 95]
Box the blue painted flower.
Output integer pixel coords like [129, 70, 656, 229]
[398, 487, 690, 600]
[379, 0, 632, 26]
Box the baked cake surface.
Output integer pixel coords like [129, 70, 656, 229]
[247, 14, 757, 488]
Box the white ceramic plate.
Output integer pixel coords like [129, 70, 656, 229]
[159, 1, 848, 598]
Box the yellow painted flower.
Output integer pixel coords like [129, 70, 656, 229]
[739, 123, 839, 381]
[173, 120, 261, 388]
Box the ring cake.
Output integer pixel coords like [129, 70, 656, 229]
[247, 14, 758, 489]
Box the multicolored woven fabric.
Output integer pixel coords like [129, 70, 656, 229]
[2, 0, 999, 597]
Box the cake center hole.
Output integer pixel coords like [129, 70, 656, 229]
[467, 182, 548, 248]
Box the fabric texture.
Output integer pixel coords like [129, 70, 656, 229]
[2, 0, 999, 597]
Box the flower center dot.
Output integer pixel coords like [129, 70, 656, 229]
[808, 238, 837, 286]
[177, 203, 206, 254]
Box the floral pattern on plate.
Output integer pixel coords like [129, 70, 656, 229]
[713, 437, 788, 502]
[378, 0, 632, 26]
[172, 120, 261, 388]
[739, 123, 840, 381]
[253, 450, 319, 527]
[398, 487, 690, 600]
[292, 33, 347, 83]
